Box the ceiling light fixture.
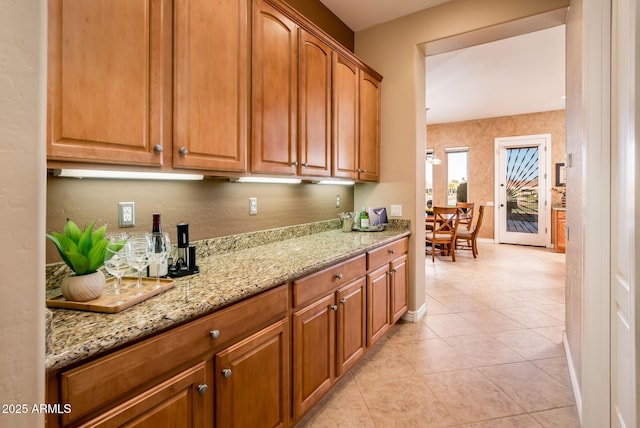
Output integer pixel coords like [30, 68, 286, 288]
[54, 169, 204, 181]
[231, 177, 302, 184]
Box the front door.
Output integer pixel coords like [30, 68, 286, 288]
[495, 134, 550, 247]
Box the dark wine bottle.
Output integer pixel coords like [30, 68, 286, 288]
[148, 213, 168, 277]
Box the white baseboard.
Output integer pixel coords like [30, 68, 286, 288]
[401, 302, 427, 322]
[563, 331, 583, 424]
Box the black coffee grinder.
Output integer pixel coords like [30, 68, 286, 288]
[168, 223, 199, 277]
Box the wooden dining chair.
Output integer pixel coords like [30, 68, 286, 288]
[426, 206, 460, 262]
[455, 202, 475, 231]
[456, 205, 485, 258]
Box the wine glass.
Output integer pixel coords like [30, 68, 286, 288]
[126, 233, 153, 295]
[103, 238, 129, 304]
[150, 232, 170, 288]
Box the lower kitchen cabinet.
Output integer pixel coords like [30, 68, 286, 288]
[78, 361, 213, 428]
[390, 254, 408, 324]
[335, 277, 367, 376]
[215, 319, 289, 428]
[366, 264, 391, 346]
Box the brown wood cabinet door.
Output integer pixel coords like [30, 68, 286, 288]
[47, 0, 171, 166]
[358, 72, 381, 182]
[390, 254, 408, 324]
[215, 319, 289, 428]
[298, 30, 332, 178]
[332, 53, 359, 180]
[173, 0, 248, 172]
[252, 0, 298, 175]
[367, 264, 391, 346]
[292, 293, 335, 421]
[336, 277, 366, 376]
[79, 361, 212, 428]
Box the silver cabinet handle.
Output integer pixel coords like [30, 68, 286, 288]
[179, 146, 188, 155]
[331, 305, 338, 311]
[362, 169, 367, 173]
[222, 369, 232, 379]
[292, 160, 299, 166]
[388, 249, 396, 254]
[209, 330, 220, 339]
[197, 384, 208, 395]
[335, 273, 343, 280]
[340, 299, 347, 305]
[154, 144, 163, 152]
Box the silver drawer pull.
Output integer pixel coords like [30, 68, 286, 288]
[335, 273, 343, 280]
[179, 146, 188, 155]
[340, 299, 347, 305]
[197, 384, 208, 395]
[209, 330, 220, 339]
[222, 369, 232, 379]
[331, 305, 338, 311]
[388, 249, 396, 254]
[154, 144, 163, 152]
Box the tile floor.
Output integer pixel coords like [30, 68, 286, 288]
[296, 242, 580, 427]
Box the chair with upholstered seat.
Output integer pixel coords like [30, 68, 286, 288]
[426, 206, 460, 262]
[455, 202, 475, 231]
[456, 205, 484, 258]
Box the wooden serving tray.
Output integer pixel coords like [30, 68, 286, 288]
[46, 277, 176, 314]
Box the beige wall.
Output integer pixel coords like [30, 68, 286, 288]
[46, 178, 354, 264]
[427, 110, 567, 240]
[0, 0, 46, 427]
[354, 0, 570, 316]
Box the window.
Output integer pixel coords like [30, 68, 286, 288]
[446, 148, 468, 206]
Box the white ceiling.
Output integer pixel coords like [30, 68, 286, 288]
[318, 0, 566, 125]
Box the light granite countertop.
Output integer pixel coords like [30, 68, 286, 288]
[46, 224, 410, 371]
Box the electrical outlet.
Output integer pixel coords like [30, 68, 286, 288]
[390, 204, 402, 217]
[335, 195, 340, 207]
[118, 202, 135, 227]
[249, 197, 258, 215]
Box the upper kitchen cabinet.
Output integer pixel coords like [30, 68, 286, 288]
[173, 0, 249, 172]
[332, 54, 359, 180]
[47, 0, 172, 166]
[298, 30, 332, 178]
[252, 0, 298, 175]
[333, 56, 381, 182]
[358, 71, 381, 182]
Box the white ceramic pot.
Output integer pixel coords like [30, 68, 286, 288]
[61, 270, 105, 301]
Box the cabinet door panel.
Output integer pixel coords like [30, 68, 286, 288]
[47, 0, 170, 166]
[358, 72, 381, 181]
[80, 361, 212, 428]
[252, 0, 298, 174]
[390, 254, 408, 323]
[174, 0, 248, 172]
[367, 265, 391, 346]
[215, 319, 289, 428]
[332, 54, 359, 179]
[292, 294, 335, 420]
[336, 277, 366, 376]
[299, 30, 331, 177]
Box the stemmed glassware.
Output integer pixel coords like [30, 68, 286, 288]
[150, 232, 171, 288]
[126, 232, 153, 296]
[103, 234, 130, 304]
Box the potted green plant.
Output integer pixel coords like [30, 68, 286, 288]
[46, 219, 122, 301]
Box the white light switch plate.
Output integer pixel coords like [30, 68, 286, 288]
[390, 204, 402, 217]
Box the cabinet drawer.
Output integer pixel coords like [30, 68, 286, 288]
[61, 284, 288, 425]
[556, 210, 566, 219]
[293, 255, 366, 308]
[367, 238, 408, 270]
